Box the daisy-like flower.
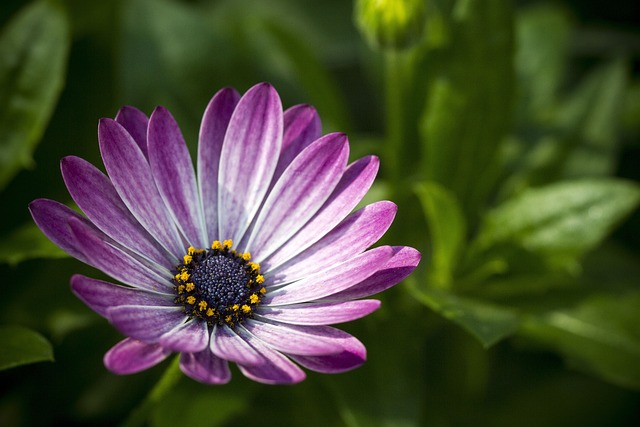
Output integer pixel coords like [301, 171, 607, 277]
[30, 83, 420, 384]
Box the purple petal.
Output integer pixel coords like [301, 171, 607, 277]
[180, 350, 231, 384]
[256, 300, 381, 325]
[263, 155, 379, 269]
[148, 107, 207, 248]
[114, 106, 149, 158]
[159, 319, 209, 353]
[70, 274, 173, 318]
[290, 346, 366, 374]
[244, 319, 358, 356]
[269, 201, 397, 283]
[328, 246, 421, 300]
[61, 156, 173, 268]
[104, 338, 171, 374]
[98, 118, 184, 258]
[198, 87, 241, 243]
[107, 305, 186, 342]
[29, 199, 92, 264]
[263, 246, 393, 305]
[218, 83, 283, 244]
[210, 324, 263, 366]
[247, 133, 349, 259]
[67, 217, 171, 291]
[235, 325, 306, 384]
[273, 104, 322, 181]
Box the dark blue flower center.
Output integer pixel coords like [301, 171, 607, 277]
[172, 240, 266, 326]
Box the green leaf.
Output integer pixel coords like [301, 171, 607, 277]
[0, 0, 70, 191]
[0, 324, 54, 370]
[0, 222, 68, 265]
[475, 179, 640, 271]
[521, 292, 640, 389]
[412, 287, 520, 348]
[415, 181, 466, 287]
[151, 389, 246, 427]
[420, 0, 515, 220]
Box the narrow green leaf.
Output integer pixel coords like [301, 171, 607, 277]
[415, 181, 466, 287]
[412, 287, 519, 348]
[521, 292, 640, 389]
[0, 222, 67, 265]
[0, 324, 54, 370]
[475, 179, 640, 271]
[0, 0, 70, 190]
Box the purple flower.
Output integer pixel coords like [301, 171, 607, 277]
[30, 83, 420, 384]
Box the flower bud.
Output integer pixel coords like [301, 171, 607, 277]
[355, 0, 427, 51]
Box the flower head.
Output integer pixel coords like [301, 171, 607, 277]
[30, 83, 420, 384]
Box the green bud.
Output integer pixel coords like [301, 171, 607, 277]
[355, 0, 427, 51]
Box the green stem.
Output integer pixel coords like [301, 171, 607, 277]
[384, 50, 405, 193]
[120, 355, 182, 427]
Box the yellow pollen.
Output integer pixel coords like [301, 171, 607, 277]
[187, 246, 196, 255]
[241, 305, 251, 314]
[249, 294, 259, 304]
[183, 254, 193, 264]
[198, 301, 208, 311]
[260, 287, 266, 295]
[186, 296, 196, 305]
[211, 240, 222, 250]
[179, 271, 190, 282]
[232, 304, 239, 311]
[177, 285, 185, 294]
[185, 282, 195, 292]
[223, 239, 233, 249]
[206, 308, 214, 317]
[248, 262, 260, 272]
[225, 315, 232, 323]
[241, 252, 252, 261]
[255, 274, 265, 284]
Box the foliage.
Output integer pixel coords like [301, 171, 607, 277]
[0, 0, 639, 426]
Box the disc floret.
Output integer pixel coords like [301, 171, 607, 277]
[173, 240, 266, 326]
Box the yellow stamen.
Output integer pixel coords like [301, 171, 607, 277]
[248, 262, 260, 272]
[206, 308, 214, 317]
[187, 246, 196, 255]
[177, 285, 185, 294]
[255, 274, 265, 284]
[198, 301, 208, 311]
[241, 304, 251, 314]
[183, 254, 193, 264]
[179, 271, 190, 282]
[223, 239, 233, 249]
[241, 252, 252, 261]
[249, 294, 259, 304]
[260, 287, 266, 295]
[232, 304, 239, 311]
[186, 296, 196, 305]
[185, 282, 195, 292]
[211, 240, 222, 250]
[225, 315, 232, 323]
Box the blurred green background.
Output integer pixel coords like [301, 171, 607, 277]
[1, 0, 639, 425]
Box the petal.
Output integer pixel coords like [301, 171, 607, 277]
[210, 324, 263, 366]
[255, 300, 381, 325]
[68, 217, 171, 291]
[269, 201, 397, 283]
[159, 319, 209, 353]
[328, 246, 421, 300]
[273, 104, 322, 181]
[235, 325, 306, 385]
[290, 347, 366, 374]
[247, 133, 349, 259]
[264, 155, 379, 269]
[218, 82, 283, 244]
[180, 350, 231, 385]
[243, 319, 357, 356]
[114, 106, 149, 158]
[104, 338, 171, 374]
[70, 274, 173, 318]
[263, 246, 393, 305]
[198, 87, 241, 243]
[29, 199, 92, 264]
[148, 107, 207, 248]
[61, 156, 173, 268]
[98, 118, 184, 258]
[107, 305, 186, 342]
